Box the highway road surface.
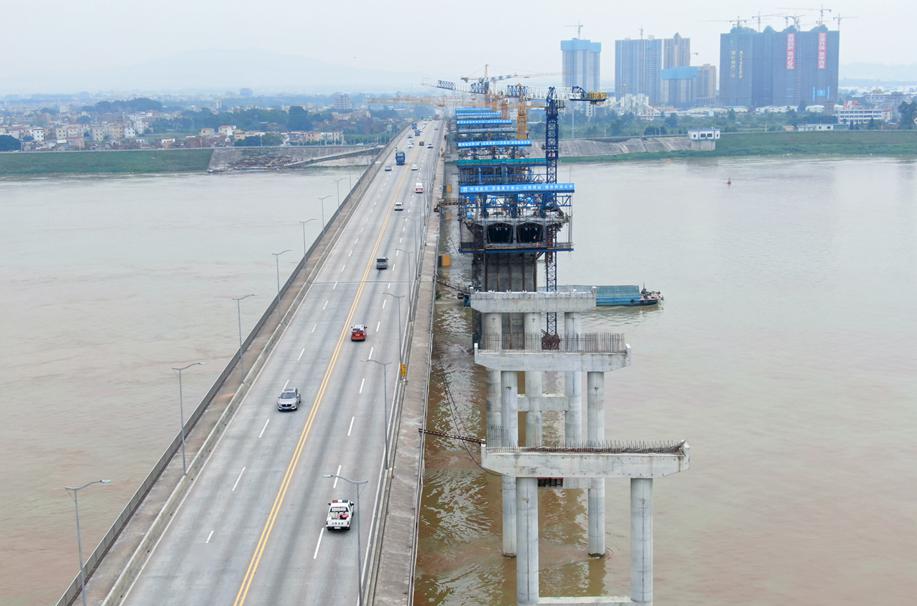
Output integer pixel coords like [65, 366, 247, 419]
[122, 122, 441, 606]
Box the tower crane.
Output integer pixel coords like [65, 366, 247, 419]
[779, 5, 833, 25]
[565, 22, 584, 38]
[832, 13, 856, 29]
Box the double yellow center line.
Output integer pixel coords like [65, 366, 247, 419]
[232, 155, 412, 605]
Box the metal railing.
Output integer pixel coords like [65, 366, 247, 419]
[476, 333, 628, 353]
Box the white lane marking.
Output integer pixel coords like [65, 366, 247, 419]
[348, 249, 353, 257]
[297, 348, 305, 361]
[399, 237, 403, 243]
[313, 528, 324, 560]
[347, 416, 355, 436]
[258, 417, 270, 439]
[333, 464, 342, 487]
[205, 530, 214, 544]
[311, 323, 317, 334]
[322, 300, 328, 310]
[387, 283, 391, 290]
[382, 299, 387, 310]
[355, 237, 360, 244]
[359, 377, 366, 394]
[283, 379, 290, 390]
[395, 249, 399, 257]
[231, 466, 247, 492]
[375, 321, 381, 333]
[333, 281, 338, 290]
[368, 346, 374, 360]
[340, 263, 346, 272]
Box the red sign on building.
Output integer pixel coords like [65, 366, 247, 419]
[786, 33, 796, 70]
[817, 32, 827, 69]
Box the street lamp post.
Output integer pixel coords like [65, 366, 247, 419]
[334, 177, 345, 208]
[323, 474, 368, 606]
[299, 219, 317, 257]
[318, 194, 332, 229]
[367, 359, 391, 468]
[396, 247, 415, 286]
[172, 361, 203, 475]
[65, 479, 111, 606]
[383, 292, 404, 370]
[272, 249, 292, 294]
[232, 293, 255, 382]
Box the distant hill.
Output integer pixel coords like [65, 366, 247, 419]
[841, 63, 917, 86]
[2, 49, 425, 95]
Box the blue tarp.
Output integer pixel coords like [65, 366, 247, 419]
[460, 182, 575, 194]
[558, 284, 643, 305]
[456, 119, 513, 126]
[456, 139, 532, 148]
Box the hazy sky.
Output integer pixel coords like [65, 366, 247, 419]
[1, 0, 914, 93]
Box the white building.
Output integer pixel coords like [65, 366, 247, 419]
[687, 129, 720, 140]
[835, 108, 890, 125]
[29, 127, 45, 142]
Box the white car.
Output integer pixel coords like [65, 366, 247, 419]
[411, 164, 418, 171]
[394, 201, 404, 211]
[276, 387, 301, 411]
[326, 499, 355, 530]
[384, 165, 392, 171]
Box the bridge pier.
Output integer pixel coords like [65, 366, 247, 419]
[587, 371, 606, 556]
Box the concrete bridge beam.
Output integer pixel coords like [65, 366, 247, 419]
[474, 349, 631, 373]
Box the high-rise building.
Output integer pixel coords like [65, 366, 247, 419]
[332, 93, 353, 111]
[719, 24, 839, 108]
[615, 37, 663, 104]
[664, 33, 691, 69]
[695, 64, 717, 106]
[561, 38, 602, 91]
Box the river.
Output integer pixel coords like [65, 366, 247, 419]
[415, 157, 917, 605]
[0, 168, 363, 605]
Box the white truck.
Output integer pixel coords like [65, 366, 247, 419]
[326, 499, 355, 531]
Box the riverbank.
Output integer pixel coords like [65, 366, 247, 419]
[0, 149, 213, 176]
[561, 130, 917, 163]
[0, 144, 378, 177]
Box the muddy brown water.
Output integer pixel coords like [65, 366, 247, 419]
[415, 157, 917, 605]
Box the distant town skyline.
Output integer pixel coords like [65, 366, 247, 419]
[1, 0, 915, 93]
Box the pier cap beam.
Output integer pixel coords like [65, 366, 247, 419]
[475, 348, 630, 373]
[469, 290, 595, 314]
[539, 598, 633, 605]
[481, 443, 690, 479]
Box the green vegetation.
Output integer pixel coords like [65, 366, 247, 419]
[899, 101, 917, 129]
[0, 149, 213, 176]
[561, 131, 917, 164]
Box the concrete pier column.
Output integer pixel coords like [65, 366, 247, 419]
[630, 478, 654, 604]
[523, 312, 543, 446]
[563, 312, 582, 446]
[516, 477, 540, 605]
[482, 313, 502, 446]
[587, 371, 606, 556]
[501, 370, 519, 556]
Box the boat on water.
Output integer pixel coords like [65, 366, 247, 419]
[553, 284, 664, 307]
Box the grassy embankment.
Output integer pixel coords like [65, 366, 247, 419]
[563, 130, 917, 163]
[0, 149, 214, 176]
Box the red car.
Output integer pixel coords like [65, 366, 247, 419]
[350, 324, 367, 341]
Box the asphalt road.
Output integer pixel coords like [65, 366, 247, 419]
[122, 122, 442, 606]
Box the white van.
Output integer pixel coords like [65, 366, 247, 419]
[414, 182, 424, 193]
